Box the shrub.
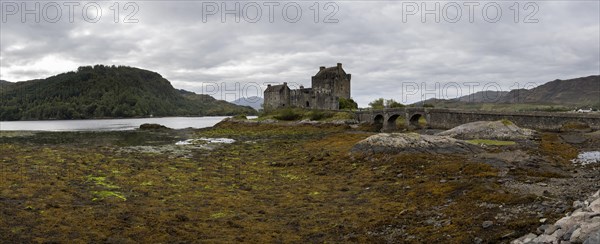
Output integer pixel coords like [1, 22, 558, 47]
[308, 110, 334, 121]
[331, 112, 355, 121]
[339, 98, 358, 110]
[273, 109, 303, 121]
[232, 114, 247, 120]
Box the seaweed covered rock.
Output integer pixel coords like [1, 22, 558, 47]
[139, 123, 170, 130]
[437, 120, 535, 140]
[351, 133, 481, 154]
[560, 121, 592, 132]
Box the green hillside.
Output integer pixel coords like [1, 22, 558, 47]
[0, 80, 13, 88]
[0, 65, 256, 120]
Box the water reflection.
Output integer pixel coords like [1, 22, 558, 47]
[572, 151, 600, 165]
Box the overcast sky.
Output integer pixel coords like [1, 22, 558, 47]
[1, 1, 598, 106]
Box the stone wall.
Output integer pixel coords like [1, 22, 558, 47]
[333, 73, 351, 100]
[263, 86, 290, 110]
[290, 88, 313, 108]
[314, 92, 339, 110]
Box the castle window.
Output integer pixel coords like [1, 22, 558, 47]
[306, 101, 310, 107]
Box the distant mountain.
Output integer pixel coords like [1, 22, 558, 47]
[415, 75, 599, 109]
[498, 75, 599, 105]
[232, 96, 263, 110]
[178, 89, 257, 115]
[0, 65, 256, 121]
[455, 91, 509, 103]
[417, 91, 510, 107]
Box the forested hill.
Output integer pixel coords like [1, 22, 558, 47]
[0, 80, 12, 87]
[0, 65, 256, 121]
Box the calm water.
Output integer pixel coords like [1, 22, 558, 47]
[0, 117, 237, 131]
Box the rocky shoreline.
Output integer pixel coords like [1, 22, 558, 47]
[513, 190, 600, 244]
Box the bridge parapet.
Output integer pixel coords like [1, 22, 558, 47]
[354, 108, 600, 131]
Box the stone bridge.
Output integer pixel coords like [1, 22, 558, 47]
[354, 108, 600, 132]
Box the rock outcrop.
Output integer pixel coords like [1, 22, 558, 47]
[437, 120, 535, 140]
[512, 190, 600, 244]
[351, 133, 481, 154]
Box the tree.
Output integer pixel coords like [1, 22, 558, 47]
[369, 98, 405, 109]
[385, 99, 405, 108]
[369, 98, 385, 109]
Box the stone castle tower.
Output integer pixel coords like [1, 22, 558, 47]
[263, 63, 351, 111]
[312, 63, 351, 101]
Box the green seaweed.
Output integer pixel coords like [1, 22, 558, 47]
[86, 175, 120, 189]
[92, 190, 127, 201]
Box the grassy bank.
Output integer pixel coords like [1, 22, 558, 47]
[258, 108, 354, 121]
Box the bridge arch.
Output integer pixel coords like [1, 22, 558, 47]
[384, 114, 402, 131]
[373, 114, 384, 131]
[408, 113, 427, 128]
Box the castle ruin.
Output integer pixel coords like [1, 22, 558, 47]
[263, 63, 351, 110]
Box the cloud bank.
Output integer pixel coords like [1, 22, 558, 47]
[1, 1, 598, 105]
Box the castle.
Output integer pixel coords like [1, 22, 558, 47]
[263, 63, 351, 110]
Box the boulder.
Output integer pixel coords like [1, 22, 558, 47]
[482, 221, 494, 229]
[512, 233, 537, 244]
[532, 234, 556, 243]
[575, 222, 600, 243]
[351, 133, 481, 154]
[590, 198, 600, 212]
[437, 120, 535, 140]
[585, 230, 600, 244]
